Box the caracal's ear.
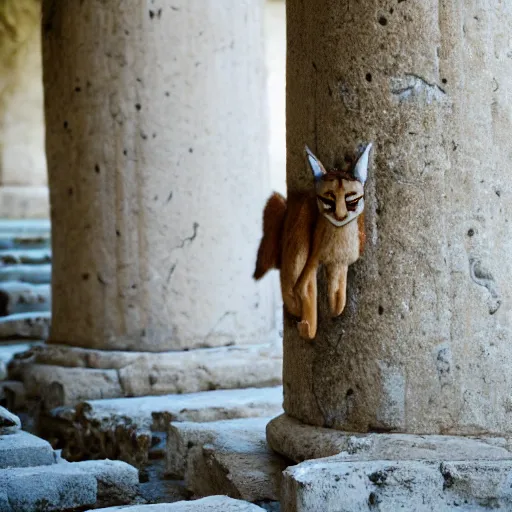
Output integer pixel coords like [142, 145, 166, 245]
[353, 142, 373, 185]
[305, 146, 327, 181]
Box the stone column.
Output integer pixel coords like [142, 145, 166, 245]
[10, 0, 281, 406]
[268, 1, 512, 508]
[0, 0, 49, 218]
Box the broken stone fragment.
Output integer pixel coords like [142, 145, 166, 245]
[0, 405, 21, 434]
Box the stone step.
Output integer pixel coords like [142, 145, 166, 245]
[167, 417, 287, 505]
[0, 430, 56, 469]
[0, 220, 50, 233]
[0, 282, 51, 316]
[282, 458, 512, 512]
[0, 459, 140, 512]
[95, 496, 268, 511]
[0, 232, 50, 251]
[0, 249, 51, 266]
[0, 264, 51, 284]
[9, 342, 281, 405]
[0, 312, 50, 340]
[44, 386, 283, 468]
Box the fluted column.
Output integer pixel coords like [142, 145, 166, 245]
[43, 0, 274, 352]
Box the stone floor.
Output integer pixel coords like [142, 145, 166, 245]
[0, 220, 289, 510]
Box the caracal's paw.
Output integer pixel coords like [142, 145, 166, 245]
[297, 320, 316, 340]
[329, 288, 347, 317]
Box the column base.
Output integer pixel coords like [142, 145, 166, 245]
[8, 342, 282, 408]
[268, 414, 512, 511]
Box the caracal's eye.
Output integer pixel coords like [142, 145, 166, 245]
[318, 196, 335, 212]
[346, 196, 362, 211]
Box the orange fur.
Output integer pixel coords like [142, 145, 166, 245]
[253, 192, 287, 280]
[254, 145, 371, 340]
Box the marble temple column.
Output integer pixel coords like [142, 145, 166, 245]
[268, 1, 512, 509]
[10, 0, 281, 407]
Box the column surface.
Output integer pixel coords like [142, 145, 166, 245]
[281, 0, 512, 435]
[43, 0, 274, 351]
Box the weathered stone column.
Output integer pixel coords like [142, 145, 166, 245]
[268, 1, 512, 508]
[0, 0, 49, 218]
[10, 0, 281, 406]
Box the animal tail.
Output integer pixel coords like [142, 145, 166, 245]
[253, 192, 287, 280]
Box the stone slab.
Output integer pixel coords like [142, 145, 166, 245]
[74, 459, 142, 508]
[10, 342, 282, 404]
[283, 457, 512, 512]
[19, 364, 123, 409]
[0, 463, 97, 512]
[46, 386, 283, 466]
[0, 235, 49, 251]
[79, 386, 284, 431]
[168, 417, 287, 503]
[0, 430, 55, 468]
[0, 248, 51, 265]
[0, 312, 50, 340]
[0, 457, 142, 511]
[0, 281, 50, 316]
[0, 342, 39, 364]
[95, 495, 267, 511]
[0, 406, 21, 435]
[266, 413, 512, 463]
[0, 264, 51, 284]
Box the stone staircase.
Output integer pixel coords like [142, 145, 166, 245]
[0, 220, 291, 511]
[0, 405, 143, 511]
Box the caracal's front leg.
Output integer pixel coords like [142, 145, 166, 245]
[327, 263, 348, 317]
[295, 262, 318, 340]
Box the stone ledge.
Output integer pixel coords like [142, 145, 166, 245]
[0, 312, 50, 340]
[0, 430, 55, 468]
[0, 458, 141, 511]
[283, 458, 512, 512]
[42, 386, 283, 467]
[167, 417, 289, 503]
[9, 342, 282, 406]
[266, 413, 512, 463]
[95, 495, 268, 511]
[0, 186, 49, 219]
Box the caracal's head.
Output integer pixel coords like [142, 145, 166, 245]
[305, 143, 372, 228]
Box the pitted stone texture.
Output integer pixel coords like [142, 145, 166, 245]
[266, 414, 512, 463]
[283, 457, 512, 512]
[0, 282, 50, 316]
[0, 406, 21, 435]
[44, 0, 273, 352]
[167, 417, 288, 503]
[282, 0, 512, 435]
[0, 463, 96, 512]
[0, 312, 50, 340]
[10, 343, 282, 405]
[95, 496, 267, 511]
[0, 430, 55, 468]
[46, 386, 283, 466]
